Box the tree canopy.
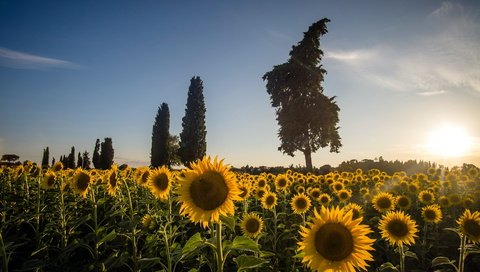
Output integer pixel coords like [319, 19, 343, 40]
[262, 18, 341, 172]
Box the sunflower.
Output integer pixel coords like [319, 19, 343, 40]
[255, 187, 267, 200]
[309, 188, 321, 200]
[176, 156, 241, 228]
[291, 193, 312, 214]
[457, 209, 480, 243]
[274, 174, 289, 192]
[298, 206, 375, 272]
[331, 181, 344, 192]
[237, 184, 251, 200]
[134, 166, 150, 187]
[318, 193, 332, 206]
[51, 161, 63, 172]
[418, 190, 435, 205]
[342, 203, 364, 220]
[256, 177, 268, 188]
[41, 171, 56, 189]
[337, 189, 352, 202]
[106, 167, 120, 197]
[379, 210, 418, 246]
[148, 166, 172, 200]
[261, 191, 277, 210]
[70, 169, 91, 198]
[449, 194, 462, 206]
[240, 212, 264, 238]
[372, 192, 396, 213]
[141, 214, 157, 230]
[422, 204, 442, 224]
[396, 195, 412, 211]
[438, 195, 451, 208]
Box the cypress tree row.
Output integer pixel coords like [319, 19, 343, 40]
[82, 151, 91, 169]
[77, 152, 83, 168]
[178, 76, 207, 166]
[151, 103, 171, 167]
[68, 146, 75, 169]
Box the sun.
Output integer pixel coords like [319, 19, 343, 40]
[427, 124, 472, 157]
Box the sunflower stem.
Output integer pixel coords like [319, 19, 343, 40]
[0, 232, 8, 272]
[35, 176, 42, 245]
[458, 233, 467, 272]
[59, 178, 68, 248]
[215, 221, 224, 272]
[90, 189, 99, 270]
[124, 180, 138, 272]
[162, 226, 173, 272]
[398, 243, 405, 272]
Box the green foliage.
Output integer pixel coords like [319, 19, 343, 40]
[262, 18, 341, 171]
[178, 76, 207, 166]
[151, 103, 171, 167]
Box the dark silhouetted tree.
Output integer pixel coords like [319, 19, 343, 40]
[77, 152, 83, 168]
[41, 147, 50, 168]
[51, 157, 55, 166]
[67, 147, 75, 169]
[168, 135, 181, 166]
[178, 76, 207, 165]
[82, 151, 91, 169]
[92, 139, 100, 169]
[100, 138, 114, 169]
[262, 18, 341, 172]
[151, 103, 171, 167]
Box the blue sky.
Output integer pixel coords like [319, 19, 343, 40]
[1, 0, 479, 168]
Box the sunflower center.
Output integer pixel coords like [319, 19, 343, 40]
[351, 209, 361, 220]
[47, 176, 55, 187]
[245, 218, 260, 234]
[153, 173, 169, 191]
[75, 172, 90, 191]
[239, 187, 248, 198]
[320, 196, 329, 204]
[397, 197, 409, 208]
[190, 171, 228, 211]
[311, 190, 320, 198]
[464, 219, 480, 238]
[386, 219, 409, 238]
[315, 223, 354, 262]
[266, 195, 275, 206]
[422, 193, 432, 202]
[339, 192, 348, 200]
[424, 209, 437, 220]
[377, 197, 392, 209]
[295, 198, 307, 209]
[109, 172, 117, 187]
[278, 178, 287, 187]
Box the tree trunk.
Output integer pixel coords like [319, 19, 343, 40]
[304, 147, 313, 173]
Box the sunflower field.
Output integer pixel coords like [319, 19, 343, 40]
[1, 157, 480, 272]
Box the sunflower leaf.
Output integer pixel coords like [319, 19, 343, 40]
[181, 232, 204, 256]
[404, 251, 418, 261]
[231, 236, 260, 252]
[235, 255, 267, 271]
[378, 262, 399, 271]
[99, 230, 117, 246]
[431, 256, 457, 268]
[220, 215, 235, 231]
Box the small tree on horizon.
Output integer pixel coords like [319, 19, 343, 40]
[41, 147, 50, 168]
[151, 103, 171, 167]
[262, 18, 341, 172]
[178, 76, 207, 166]
[77, 152, 83, 168]
[82, 151, 91, 169]
[92, 139, 100, 169]
[67, 146, 75, 169]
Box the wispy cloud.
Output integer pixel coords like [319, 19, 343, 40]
[0, 47, 78, 70]
[325, 1, 480, 95]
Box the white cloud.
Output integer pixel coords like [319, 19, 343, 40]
[325, 2, 480, 95]
[0, 47, 78, 69]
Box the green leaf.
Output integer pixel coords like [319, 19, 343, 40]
[231, 236, 259, 252]
[259, 251, 275, 258]
[293, 251, 305, 259]
[378, 262, 399, 271]
[404, 251, 418, 261]
[220, 215, 235, 231]
[99, 230, 117, 245]
[444, 228, 460, 235]
[235, 255, 267, 271]
[181, 233, 204, 256]
[465, 244, 480, 254]
[431, 256, 456, 268]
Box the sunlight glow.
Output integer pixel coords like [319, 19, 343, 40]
[427, 125, 472, 157]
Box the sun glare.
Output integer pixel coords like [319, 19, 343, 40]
[427, 125, 471, 157]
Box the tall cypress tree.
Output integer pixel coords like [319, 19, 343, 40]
[41, 147, 50, 168]
[51, 157, 56, 166]
[92, 139, 100, 169]
[151, 103, 171, 167]
[178, 76, 207, 165]
[100, 137, 114, 170]
[68, 146, 75, 169]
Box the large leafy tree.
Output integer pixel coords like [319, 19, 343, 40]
[262, 18, 341, 172]
[178, 76, 207, 166]
[100, 137, 114, 170]
[151, 103, 171, 167]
